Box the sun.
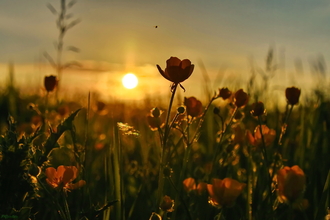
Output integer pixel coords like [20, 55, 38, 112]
[122, 73, 138, 89]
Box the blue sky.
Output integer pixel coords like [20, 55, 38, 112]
[0, 0, 329, 100]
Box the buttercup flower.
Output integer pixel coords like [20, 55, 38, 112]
[147, 107, 165, 131]
[160, 195, 174, 212]
[250, 101, 265, 117]
[277, 165, 306, 204]
[184, 97, 203, 118]
[247, 124, 276, 147]
[156, 57, 194, 84]
[44, 75, 57, 92]
[45, 165, 86, 190]
[183, 177, 196, 192]
[207, 178, 246, 208]
[218, 88, 232, 100]
[285, 87, 301, 105]
[234, 89, 249, 108]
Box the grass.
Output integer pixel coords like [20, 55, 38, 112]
[0, 61, 329, 220]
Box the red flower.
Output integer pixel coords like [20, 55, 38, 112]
[156, 57, 194, 84]
[184, 97, 203, 118]
[44, 75, 57, 92]
[250, 101, 265, 116]
[160, 195, 174, 212]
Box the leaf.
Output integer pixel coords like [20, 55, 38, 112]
[39, 109, 81, 165]
[66, 18, 81, 30]
[46, 3, 57, 15]
[67, 0, 77, 8]
[66, 46, 80, 53]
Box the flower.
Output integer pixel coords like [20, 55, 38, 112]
[285, 87, 301, 105]
[45, 165, 86, 190]
[184, 97, 203, 118]
[247, 124, 276, 147]
[250, 101, 265, 117]
[183, 177, 196, 192]
[234, 89, 249, 108]
[277, 165, 306, 204]
[218, 88, 232, 100]
[160, 195, 174, 212]
[44, 75, 57, 92]
[147, 107, 165, 131]
[156, 57, 194, 84]
[207, 178, 246, 208]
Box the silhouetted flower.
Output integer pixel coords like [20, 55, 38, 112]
[160, 195, 174, 212]
[218, 88, 232, 100]
[45, 165, 86, 190]
[184, 97, 203, 118]
[277, 165, 306, 204]
[285, 87, 301, 105]
[156, 57, 194, 84]
[234, 89, 248, 108]
[147, 107, 164, 131]
[250, 101, 265, 116]
[246, 125, 276, 147]
[207, 178, 246, 208]
[44, 75, 57, 92]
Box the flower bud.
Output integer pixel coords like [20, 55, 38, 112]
[177, 106, 185, 114]
[160, 195, 174, 212]
[250, 101, 265, 116]
[44, 75, 57, 92]
[151, 107, 161, 118]
[213, 107, 220, 115]
[285, 87, 301, 105]
[234, 89, 249, 108]
[218, 88, 232, 100]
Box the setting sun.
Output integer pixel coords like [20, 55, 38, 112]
[122, 73, 138, 89]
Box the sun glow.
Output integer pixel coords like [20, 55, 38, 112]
[122, 73, 138, 89]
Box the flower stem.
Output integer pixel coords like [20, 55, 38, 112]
[156, 83, 178, 211]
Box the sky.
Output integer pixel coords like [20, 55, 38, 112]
[0, 0, 330, 102]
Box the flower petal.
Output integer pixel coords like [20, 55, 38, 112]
[180, 59, 191, 69]
[166, 57, 181, 67]
[45, 167, 57, 181]
[67, 180, 86, 190]
[62, 167, 74, 185]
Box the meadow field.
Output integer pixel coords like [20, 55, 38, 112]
[0, 54, 330, 220]
[1, 1, 330, 220]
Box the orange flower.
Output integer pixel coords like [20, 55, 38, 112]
[218, 88, 232, 100]
[184, 97, 203, 118]
[277, 165, 306, 204]
[44, 75, 57, 92]
[146, 107, 165, 131]
[45, 165, 86, 190]
[285, 87, 301, 105]
[183, 177, 196, 192]
[207, 178, 246, 208]
[156, 57, 194, 84]
[246, 125, 276, 147]
[234, 89, 249, 108]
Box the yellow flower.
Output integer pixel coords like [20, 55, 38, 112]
[277, 165, 306, 204]
[207, 178, 246, 208]
[45, 165, 86, 190]
[156, 57, 194, 84]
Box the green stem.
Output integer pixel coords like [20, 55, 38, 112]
[156, 83, 178, 211]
